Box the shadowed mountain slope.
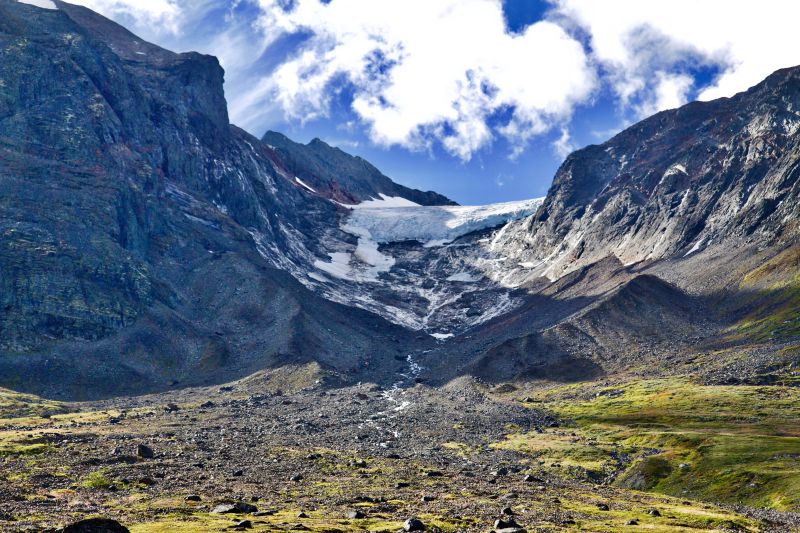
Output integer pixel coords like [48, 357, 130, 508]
[0, 0, 430, 399]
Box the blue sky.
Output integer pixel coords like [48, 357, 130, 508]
[67, 0, 800, 205]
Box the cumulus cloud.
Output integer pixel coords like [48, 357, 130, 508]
[69, 0, 185, 34]
[552, 127, 576, 160]
[240, 0, 596, 160]
[634, 72, 694, 119]
[552, 0, 800, 114]
[68, 0, 800, 163]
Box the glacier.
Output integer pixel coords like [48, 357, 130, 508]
[342, 197, 545, 247]
[281, 194, 548, 335]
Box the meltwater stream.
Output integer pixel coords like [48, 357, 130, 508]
[361, 353, 424, 446]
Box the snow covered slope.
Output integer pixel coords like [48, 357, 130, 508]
[18, 0, 57, 9]
[312, 197, 544, 285]
[295, 196, 546, 337]
[344, 198, 544, 247]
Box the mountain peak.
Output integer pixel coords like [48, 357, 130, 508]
[262, 130, 457, 206]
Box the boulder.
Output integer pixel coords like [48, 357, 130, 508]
[136, 444, 154, 459]
[403, 518, 425, 532]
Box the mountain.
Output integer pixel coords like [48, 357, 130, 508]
[494, 66, 800, 282]
[0, 0, 798, 403]
[418, 67, 800, 385]
[0, 0, 433, 398]
[0, 0, 540, 398]
[262, 131, 455, 206]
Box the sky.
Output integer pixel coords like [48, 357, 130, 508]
[62, 0, 800, 205]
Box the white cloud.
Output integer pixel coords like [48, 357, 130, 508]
[552, 0, 800, 110]
[69, 0, 185, 34]
[243, 0, 596, 160]
[635, 72, 694, 119]
[552, 127, 575, 159]
[66, 0, 800, 163]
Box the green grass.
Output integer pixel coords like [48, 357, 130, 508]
[728, 246, 800, 342]
[506, 378, 800, 511]
[0, 442, 51, 457]
[81, 470, 116, 490]
[493, 430, 614, 473]
[0, 387, 65, 419]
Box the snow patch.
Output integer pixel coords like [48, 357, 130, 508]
[308, 272, 330, 283]
[295, 177, 316, 193]
[354, 237, 396, 271]
[392, 400, 412, 412]
[664, 164, 687, 178]
[447, 272, 481, 283]
[430, 332, 454, 340]
[314, 252, 352, 280]
[342, 222, 396, 278]
[423, 239, 450, 248]
[683, 238, 706, 257]
[345, 193, 421, 209]
[18, 0, 57, 9]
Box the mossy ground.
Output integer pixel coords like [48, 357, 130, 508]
[727, 246, 800, 342]
[0, 387, 66, 419]
[498, 377, 800, 511]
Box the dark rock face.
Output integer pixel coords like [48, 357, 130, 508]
[136, 444, 154, 459]
[0, 0, 422, 399]
[465, 273, 714, 381]
[262, 131, 455, 206]
[496, 66, 800, 281]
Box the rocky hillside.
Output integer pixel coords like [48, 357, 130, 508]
[495, 66, 800, 282]
[0, 0, 798, 400]
[0, 0, 433, 398]
[421, 67, 800, 385]
[262, 131, 455, 206]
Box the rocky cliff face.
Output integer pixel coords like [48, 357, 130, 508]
[495, 67, 800, 282]
[0, 0, 429, 398]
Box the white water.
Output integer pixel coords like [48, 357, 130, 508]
[359, 353, 424, 445]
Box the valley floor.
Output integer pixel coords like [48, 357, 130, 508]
[1, 366, 799, 532]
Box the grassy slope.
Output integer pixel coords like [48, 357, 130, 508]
[727, 246, 800, 342]
[497, 378, 800, 511]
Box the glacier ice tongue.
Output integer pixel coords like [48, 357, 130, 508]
[344, 198, 544, 246]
